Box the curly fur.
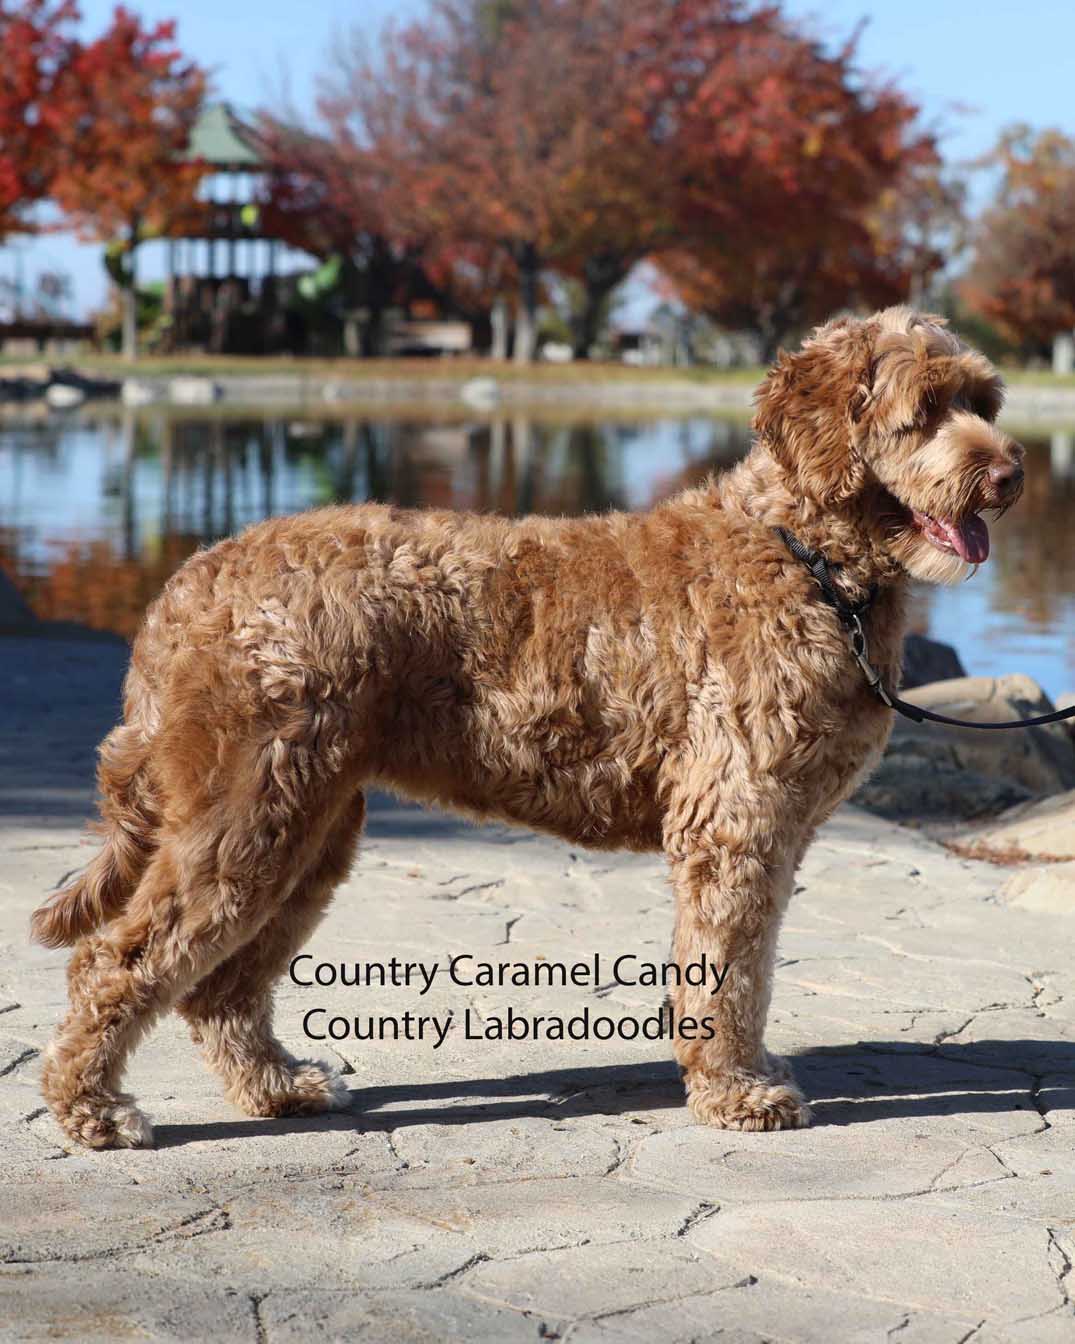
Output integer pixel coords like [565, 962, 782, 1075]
[33, 306, 1025, 1148]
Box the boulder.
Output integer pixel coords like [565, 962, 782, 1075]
[900, 633, 966, 690]
[121, 379, 160, 406]
[854, 674, 1075, 824]
[459, 377, 501, 410]
[1058, 691, 1075, 745]
[44, 383, 85, 408]
[1003, 862, 1075, 913]
[950, 788, 1075, 863]
[169, 376, 221, 405]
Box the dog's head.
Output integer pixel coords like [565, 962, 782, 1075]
[753, 306, 1024, 583]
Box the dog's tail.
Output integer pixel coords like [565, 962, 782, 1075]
[31, 719, 159, 949]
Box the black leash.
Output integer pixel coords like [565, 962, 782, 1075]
[775, 527, 1075, 732]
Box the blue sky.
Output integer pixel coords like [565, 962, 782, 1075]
[10, 0, 1075, 317]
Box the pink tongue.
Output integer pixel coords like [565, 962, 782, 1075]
[941, 515, 990, 563]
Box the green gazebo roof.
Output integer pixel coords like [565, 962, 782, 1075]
[185, 103, 263, 169]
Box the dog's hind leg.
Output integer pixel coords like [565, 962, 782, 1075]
[40, 740, 361, 1149]
[176, 789, 367, 1119]
[664, 795, 809, 1132]
[42, 843, 199, 1149]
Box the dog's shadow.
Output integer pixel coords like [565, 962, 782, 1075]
[152, 1039, 1075, 1148]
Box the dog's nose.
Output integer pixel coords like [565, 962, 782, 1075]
[988, 462, 1024, 496]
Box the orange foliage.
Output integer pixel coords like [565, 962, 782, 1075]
[962, 128, 1075, 354]
[2, 533, 200, 639]
[304, 0, 941, 359]
[45, 6, 205, 248]
[0, 0, 77, 239]
[654, 5, 943, 357]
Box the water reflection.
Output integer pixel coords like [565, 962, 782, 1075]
[0, 406, 1071, 694]
[0, 408, 746, 640]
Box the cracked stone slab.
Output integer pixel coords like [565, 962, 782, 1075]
[368, 1175, 703, 1254]
[0, 1264, 257, 1343]
[465, 1239, 747, 1318]
[122, 1182, 494, 1295]
[626, 1119, 1015, 1203]
[688, 1198, 1064, 1323]
[0, 1037, 39, 1081]
[1, 1184, 219, 1264]
[371, 1116, 623, 1189]
[565, 1276, 979, 1344]
[259, 1288, 546, 1342]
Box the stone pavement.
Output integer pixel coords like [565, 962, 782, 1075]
[2, 635, 1074, 1342]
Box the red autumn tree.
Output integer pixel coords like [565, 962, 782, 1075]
[0, 0, 77, 243]
[323, 0, 942, 363]
[962, 127, 1075, 357]
[46, 5, 205, 358]
[655, 8, 945, 359]
[329, 0, 660, 363]
[262, 18, 522, 357]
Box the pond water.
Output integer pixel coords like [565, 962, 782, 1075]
[1, 405, 1072, 696]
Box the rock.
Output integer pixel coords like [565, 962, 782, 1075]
[169, 376, 221, 405]
[44, 382, 85, 408]
[459, 376, 501, 410]
[1058, 690, 1075, 744]
[1004, 861, 1075, 912]
[951, 789, 1075, 863]
[900, 633, 966, 689]
[121, 378, 159, 406]
[855, 674, 1075, 823]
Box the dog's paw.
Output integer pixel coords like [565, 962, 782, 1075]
[685, 1070, 811, 1132]
[230, 1060, 352, 1118]
[282, 1062, 352, 1115]
[55, 1095, 155, 1150]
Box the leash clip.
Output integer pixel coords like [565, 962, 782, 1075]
[846, 615, 894, 709]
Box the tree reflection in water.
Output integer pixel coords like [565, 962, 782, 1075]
[0, 408, 1069, 690]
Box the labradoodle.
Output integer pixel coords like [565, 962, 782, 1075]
[32, 306, 1025, 1148]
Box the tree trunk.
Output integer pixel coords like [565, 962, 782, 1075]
[513, 243, 540, 365]
[572, 254, 627, 360]
[360, 306, 386, 358]
[758, 327, 782, 367]
[490, 298, 509, 360]
[121, 242, 138, 362]
[1052, 331, 1075, 375]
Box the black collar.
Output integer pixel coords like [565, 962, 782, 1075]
[773, 527, 877, 632]
[774, 525, 1075, 732]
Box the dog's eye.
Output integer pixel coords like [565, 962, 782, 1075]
[957, 382, 1002, 422]
[971, 398, 998, 422]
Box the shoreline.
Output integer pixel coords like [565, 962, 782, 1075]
[5, 361, 1075, 422]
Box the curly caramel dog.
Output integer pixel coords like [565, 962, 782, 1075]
[32, 307, 1024, 1148]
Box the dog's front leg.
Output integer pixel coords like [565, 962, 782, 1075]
[666, 842, 809, 1131]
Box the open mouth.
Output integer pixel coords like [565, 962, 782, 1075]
[910, 509, 990, 563]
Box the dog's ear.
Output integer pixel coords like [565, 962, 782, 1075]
[753, 318, 872, 504]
